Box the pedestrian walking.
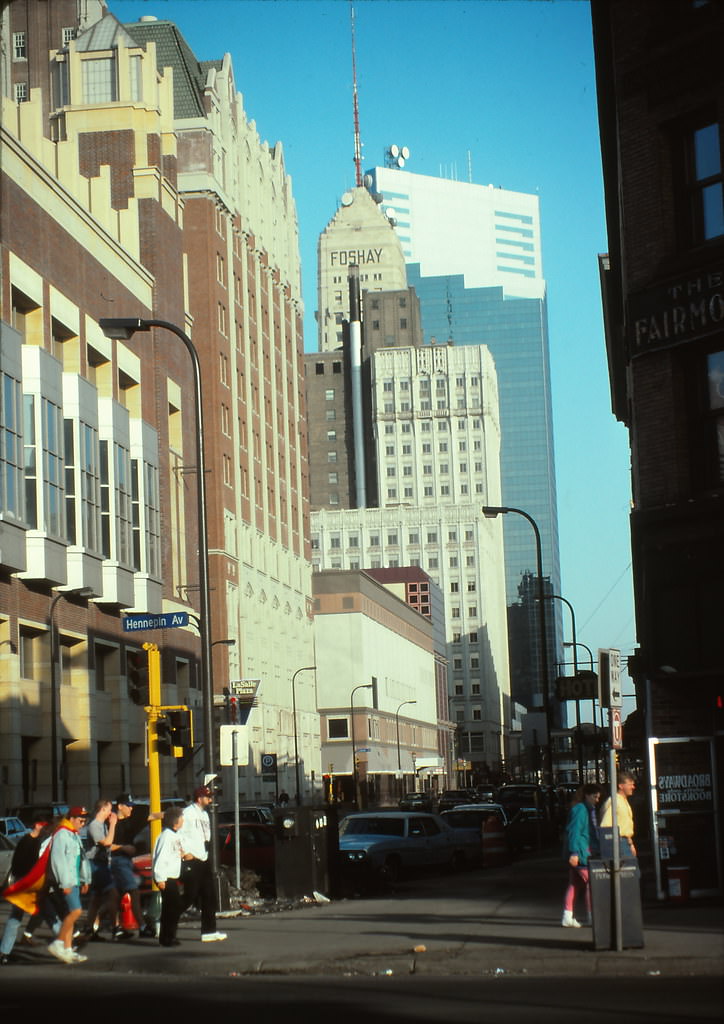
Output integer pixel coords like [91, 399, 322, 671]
[82, 798, 119, 941]
[561, 783, 601, 928]
[599, 771, 637, 859]
[110, 794, 156, 939]
[152, 806, 188, 947]
[47, 806, 91, 964]
[179, 786, 226, 942]
[0, 820, 57, 964]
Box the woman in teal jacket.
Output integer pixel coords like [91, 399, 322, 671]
[561, 784, 601, 927]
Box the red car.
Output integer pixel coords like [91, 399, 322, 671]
[133, 822, 275, 892]
[219, 822, 275, 883]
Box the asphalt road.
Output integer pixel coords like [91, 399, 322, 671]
[1, 972, 722, 1023]
[1, 852, 722, 1021]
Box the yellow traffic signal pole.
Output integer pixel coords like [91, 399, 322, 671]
[144, 642, 163, 888]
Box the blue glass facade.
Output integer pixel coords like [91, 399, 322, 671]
[406, 265, 563, 717]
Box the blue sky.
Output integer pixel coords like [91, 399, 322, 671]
[113, 0, 637, 720]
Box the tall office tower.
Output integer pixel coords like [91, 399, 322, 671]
[317, 186, 408, 352]
[0, 1, 315, 807]
[366, 166, 562, 721]
[308, 323, 512, 773]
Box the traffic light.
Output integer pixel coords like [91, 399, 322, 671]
[167, 708, 193, 758]
[155, 715, 173, 757]
[126, 649, 149, 706]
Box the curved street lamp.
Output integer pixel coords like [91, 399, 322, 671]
[350, 683, 373, 808]
[49, 587, 94, 802]
[291, 666, 316, 805]
[395, 700, 417, 774]
[100, 317, 220, 883]
[546, 593, 583, 784]
[482, 505, 553, 783]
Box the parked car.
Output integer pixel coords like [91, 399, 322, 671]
[133, 821, 276, 892]
[506, 806, 558, 852]
[218, 805, 274, 826]
[0, 816, 29, 844]
[440, 804, 512, 864]
[0, 833, 16, 880]
[437, 790, 476, 813]
[11, 803, 68, 826]
[219, 822, 275, 892]
[441, 802, 511, 830]
[338, 811, 477, 884]
[398, 792, 434, 812]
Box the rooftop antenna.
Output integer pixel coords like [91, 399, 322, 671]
[351, 3, 363, 187]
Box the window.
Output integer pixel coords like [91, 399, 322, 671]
[1, 369, 23, 522]
[13, 32, 26, 59]
[688, 120, 724, 242]
[325, 388, 335, 401]
[327, 450, 337, 463]
[328, 718, 349, 739]
[62, 27, 77, 46]
[707, 349, 724, 482]
[14, 82, 28, 103]
[82, 57, 117, 103]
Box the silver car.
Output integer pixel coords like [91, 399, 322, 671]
[339, 811, 479, 882]
[0, 833, 16, 881]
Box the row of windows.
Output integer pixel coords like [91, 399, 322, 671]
[16, 627, 196, 691]
[385, 462, 484, 475]
[12, 28, 76, 61]
[385, 482, 484, 499]
[386, 441, 483, 454]
[317, 528, 476, 548]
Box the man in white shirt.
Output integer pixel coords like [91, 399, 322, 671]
[179, 786, 226, 942]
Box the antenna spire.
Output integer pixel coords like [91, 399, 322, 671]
[351, 3, 362, 187]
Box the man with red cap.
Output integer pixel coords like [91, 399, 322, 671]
[47, 806, 91, 964]
[179, 786, 226, 942]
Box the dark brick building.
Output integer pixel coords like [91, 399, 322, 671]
[592, 0, 724, 897]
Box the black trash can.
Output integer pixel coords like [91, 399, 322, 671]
[589, 858, 644, 949]
[273, 806, 333, 899]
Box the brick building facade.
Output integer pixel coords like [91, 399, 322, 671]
[592, 0, 724, 897]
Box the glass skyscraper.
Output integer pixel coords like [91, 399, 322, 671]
[367, 167, 562, 717]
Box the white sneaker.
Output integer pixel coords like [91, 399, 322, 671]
[201, 931, 227, 942]
[561, 911, 581, 928]
[69, 949, 88, 963]
[48, 940, 74, 962]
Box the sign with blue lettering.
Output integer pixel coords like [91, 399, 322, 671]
[122, 612, 189, 632]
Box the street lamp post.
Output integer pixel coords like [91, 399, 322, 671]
[395, 700, 417, 785]
[291, 666, 316, 806]
[564, 640, 602, 782]
[350, 683, 373, 808]
[547, 594, 583, 785]
[100, 318, 220, 880]
[482, 505, 554, 784]
[49, 587, 93, 802]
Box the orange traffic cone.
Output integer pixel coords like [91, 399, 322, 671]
[119, 892, 138, 930]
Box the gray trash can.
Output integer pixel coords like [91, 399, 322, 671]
[273, 806, 333, 899]
[589, 858, 644, 949]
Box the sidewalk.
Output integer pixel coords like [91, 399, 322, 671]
[2, 853, 722, 977]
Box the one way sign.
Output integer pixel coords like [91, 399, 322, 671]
[598, 648, 622, 709]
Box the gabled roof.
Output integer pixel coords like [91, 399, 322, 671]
[76, 11, 139, 53]
[124, 18, 220, 119]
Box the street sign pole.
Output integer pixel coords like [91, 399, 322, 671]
[232, 729, 240, 892]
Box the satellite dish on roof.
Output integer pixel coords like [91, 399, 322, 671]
[401, 146, 410, 159]
[341, 191, 354, 206]
[363, 173, 373, 188]
[389, 144, 400, 158]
